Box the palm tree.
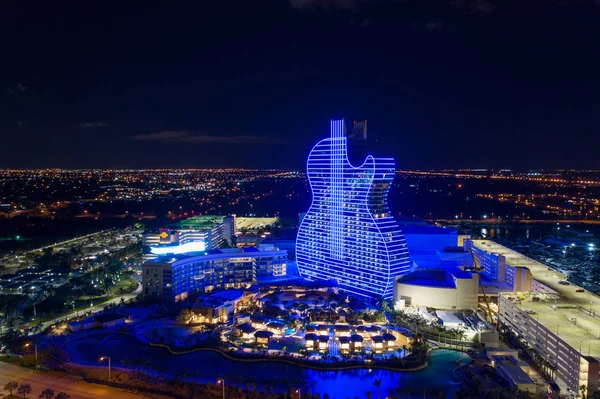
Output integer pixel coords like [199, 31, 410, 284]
[18, 383, 32, 398]
[39, 388, 55, 399]
[55, 393, 70, 399]
[101, 277, 114, 295]
[4, 381, 19, 396]
[579, 384, 587, 399]
[372, 379, 382, 399]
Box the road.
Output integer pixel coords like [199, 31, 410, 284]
[25, 228, 117, 255]
[0, 361, 143, 399]
[430, 218, 600, 225]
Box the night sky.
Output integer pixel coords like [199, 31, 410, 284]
[1, 0, 598, 170]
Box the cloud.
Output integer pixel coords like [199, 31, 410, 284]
[425, 19, 456, 32]
[449, 0, 496, 15]
[290, 0, 358, 11]
[6, 83, 29, 94]
[80, 122, 110, 128]
[132, 130, 279, 144]
[426, 19, 446, 31]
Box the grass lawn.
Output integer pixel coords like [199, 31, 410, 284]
[110, 277, 137, 293]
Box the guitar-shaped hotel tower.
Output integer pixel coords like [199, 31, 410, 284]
[296, 119, 411, 299]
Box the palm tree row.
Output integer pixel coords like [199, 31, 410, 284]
[4, 381, 70, 399]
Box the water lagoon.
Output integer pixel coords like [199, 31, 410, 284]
[65, 333, 462, 397]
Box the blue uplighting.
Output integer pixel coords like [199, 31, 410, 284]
[296, 119, 411, 299]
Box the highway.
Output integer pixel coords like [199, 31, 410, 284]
[431, 218, 600, 225]
[25, 228, 117, 254]
[0, 361, 143, 399]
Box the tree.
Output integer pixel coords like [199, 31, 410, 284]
[55, 393, 70, 399]
[18, 383, 32, 398]
[372, 379, 382, 399]
[101, 277, 114, 295]
[39, 388, 55, 399]
[177, 309, 194, 325]
[4, 381, 18, 396]
[580, 384, 588, 399]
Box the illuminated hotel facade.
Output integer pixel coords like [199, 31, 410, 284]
[296, 119, 411, 299]
[143, 246, 288, 300]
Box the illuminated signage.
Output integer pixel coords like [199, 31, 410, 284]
[150, 241, 206, 255]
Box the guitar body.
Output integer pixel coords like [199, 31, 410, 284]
[296, 120, 411, 299]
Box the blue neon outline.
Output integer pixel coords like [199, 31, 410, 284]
[296, 119, 410, 299]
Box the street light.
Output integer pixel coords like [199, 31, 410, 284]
[296, 388, 301, 398]
[100, 356, 111, 381]
[24, 342, 38, 372]
[217, 379, 225, 399]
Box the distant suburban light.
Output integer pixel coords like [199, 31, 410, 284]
[571, 243, 576, 247]
[589, 243, 595, 247]
[150, 241, 206, 255]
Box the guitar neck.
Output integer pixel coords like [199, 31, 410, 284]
[330, 120, 345, 260]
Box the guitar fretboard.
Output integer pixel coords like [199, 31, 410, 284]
[330, 119, 345, 260]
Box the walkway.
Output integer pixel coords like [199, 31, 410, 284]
[36, 283, 142, 332]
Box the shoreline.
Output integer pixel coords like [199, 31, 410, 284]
[63, 330, 432, 373]
[148, 341, 429, 372]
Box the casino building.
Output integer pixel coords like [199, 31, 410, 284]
[296, 120, 411, 299]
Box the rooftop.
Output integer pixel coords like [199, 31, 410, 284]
[501, 291, 600, 359]
[146, 246, 286, 264]
[492, 355, 535, 386]
[471, 240, 600, 308]
[399, 224, 457, 235]
[210, 289, 245, 301]
[396, 267, 473, 288]
[95, 312, 127, 323]
[170, 215, 224, 230]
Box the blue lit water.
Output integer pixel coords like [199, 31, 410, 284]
[64, 333, 462, 398]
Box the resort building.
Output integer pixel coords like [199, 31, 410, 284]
[466, 239, 532, 292]
[266, 321, 286, 336]
[371, 336, 385, 353]
[191, 289, 248, 323]
[236, 323, 257, 341]
[334, 324, 351, 337]
[142, 246, 287, 300]
[304, 333, 318, 349]
[490, 355, 536, 394]
[317, 335, 329, 351]
[296, 119, 411, 299]
[254, 330, 274, 346]
[393, 267, 478, 310]
[338, 336, 351, 352]
[142, 215, 235, 260]
[350, 334, 364, 351]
